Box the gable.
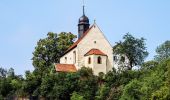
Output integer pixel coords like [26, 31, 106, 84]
[62, 23, 113, 63]
[65, 25, 93, 54]
[66, 23, 112, 53]
[78, 23, 113, 49]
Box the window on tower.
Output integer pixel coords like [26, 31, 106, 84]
[80, 25, 84, 30]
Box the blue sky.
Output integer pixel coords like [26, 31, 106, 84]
[0, 0, 170, 75]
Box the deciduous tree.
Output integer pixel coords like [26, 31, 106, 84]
[154, 40, 170, 61]
[113, 33, 148, 70]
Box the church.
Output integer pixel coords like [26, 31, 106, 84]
[55, 6, 117, 75]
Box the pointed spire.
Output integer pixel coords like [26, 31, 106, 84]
[83, 5, 85, 15]
[78, 0, 90, 39]
[82, 0, 85, 15]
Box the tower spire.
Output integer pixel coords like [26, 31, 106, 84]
[83, 0, 85, 15]
[83, 5, 85, 15]
[78, 0, 90, 39]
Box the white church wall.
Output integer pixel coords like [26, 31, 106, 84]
[77, 24, 114, 73]
[84, 55, 94, 69]
[60, 48, 78, 68]
[93, 55, 107, 75]
[85, 55, 107, 75]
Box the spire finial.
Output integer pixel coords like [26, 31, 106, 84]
[94, 19, 96, 24]
[83, 0, 85, 15]
[83, 5, 85, 15]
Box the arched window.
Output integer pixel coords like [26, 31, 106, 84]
[88, 57, 91, 64]
[97, 56, 102, 64]
[65, 57, 67, 63]
[73, 51, 76, 63]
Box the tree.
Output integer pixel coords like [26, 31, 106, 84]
[120, 79, 143, 100]
[22, 70, 41, 98]
[7, 68, 15, 78]
[120, 58, 170, 100]
[23, 32, 76, 98]
[32, 32, 76, 69]
[154, 40, 170, 61]
[113, 33, 148, 70]
[0, 77, 12, 98]
[74, 67, 98, 100]
[0, 67, 7, 78]
[71, 92, 84, 100]
[0, 67, 23, 99]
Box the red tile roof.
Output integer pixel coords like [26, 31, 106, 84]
[55, 64, 77, 72]
[85, 49, 107, 56]
[65, 25, 93, 53]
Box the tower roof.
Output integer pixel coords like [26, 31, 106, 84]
[78, 6, 89, 25]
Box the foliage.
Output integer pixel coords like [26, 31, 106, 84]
[32, 32, 76, 69]
[0, 58, 169, 100]
[120, 79, 143, 100]
[0, 67, 7, 78]
[155, 40, 170, 61]
[151, 86, 170, 100]
[23, 32, 76, 98]
[113, 33, 148, 70]
[120, 58, 170, 99]
[71, 92, 84, 100]
[0, 67, 23, 99]
[76, 67, 98, 100]
[95, 85, 110, 100]
[1, 31, 170, 100]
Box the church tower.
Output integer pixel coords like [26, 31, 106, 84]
[78, 6, 90, 39]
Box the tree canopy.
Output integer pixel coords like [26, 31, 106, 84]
[32, 32, 76, 69]
[154, 40, 170, 61]
[113, 33, 149, 70]
[1, 31, 170, 100]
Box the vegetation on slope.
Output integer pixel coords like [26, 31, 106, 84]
[0, 32, 170, 100]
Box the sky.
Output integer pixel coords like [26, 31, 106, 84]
[0, 0, 170, 75]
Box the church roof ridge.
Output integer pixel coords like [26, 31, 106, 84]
[64, 24, 95, 54]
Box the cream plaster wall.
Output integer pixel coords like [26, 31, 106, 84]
[85, 55, 107, 75]
[60, 48, 79, 69]
[77, 24, 114, 73]
[93, 55, 107, 75]
[85, 55, 94, 69]
[59, 23, 114, 74]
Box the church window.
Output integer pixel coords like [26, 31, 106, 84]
[88, 57, 91, 64]
[73, 51, 76, 63]
[65, 57, 67, 63]
[97, 56, 102, 64]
